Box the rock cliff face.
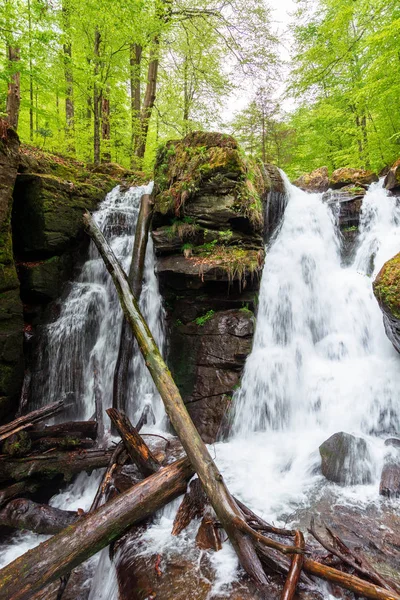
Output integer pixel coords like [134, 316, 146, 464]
[384, 158, 400, 193]
[0, 121, 23, 421]
[153, 131, 284, 442]
[373, 252, 400, 354]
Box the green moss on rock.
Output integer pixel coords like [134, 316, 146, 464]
[373, 253, 400, 319]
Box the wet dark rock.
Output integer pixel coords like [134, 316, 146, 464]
[373, 253, 400, 354]
[329, 167, 378, 189]
[0, 120, 24, 422]
[380, 460, 400, 498]
[385, 438, 400, 448]
[319, 432, 372, 485]
[18, 255, 73, 303]
[294, 167, 330, 193]
[384, 158, 400, 192]
[323, 185, 365, 228]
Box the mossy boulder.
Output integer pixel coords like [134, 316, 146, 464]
[373, 253, 400, 353]
[154, 131, 265, 232]
[329, 167, 378, 189]
[0, 119, 24, 422]
[294, 166, 329, 193]
[18, 255, 73, 303]
[384, 158, 400, 192]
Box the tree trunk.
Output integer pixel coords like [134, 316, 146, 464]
[84, 212, 293, 590]
[101, 86, 111, 162]
[27, 0, 34, 141]
[0, 481, 40, 509]
[30, 421, 97, 440]
[130, 43, 142, 162]
[0, 448, 113, 483]
[112, 193, 154, 415]
[62, 0, 75, 153]
[93, 27, 101, 165]
[135, 39, 160, 161]
[6, 45, 21, 130]
[106, 409, 160, 476]
[0, 457, 194, 600]
[280, 531, 304, 600]
[0, 498, 80, 535]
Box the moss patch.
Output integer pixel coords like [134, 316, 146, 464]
[373, 253, 400, 319]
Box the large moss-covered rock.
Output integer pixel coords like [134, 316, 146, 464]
[373, 252, 400, 353]
[153, 132, 284, 441]
[329, 167, 378, 189]
[384, 158, 400, 192]
[0, 120, 23, 422]
[294, 166, 329, 193]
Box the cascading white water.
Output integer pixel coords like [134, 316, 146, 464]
[214, 175, 400, 524]
[31, 183, 166, 427]
[0, 184, 167, 573]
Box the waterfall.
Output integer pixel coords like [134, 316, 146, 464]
[31, 183, 166, 427]
[215, 174, 400, 523]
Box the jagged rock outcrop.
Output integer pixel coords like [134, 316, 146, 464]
[294, 167, 329, 193]
[0, 120, 23, 422]
[153, 131, 284, 442]
[384, 158, 400, 193]
[373, 253, 400, 353]
[319, 432, 372, 485]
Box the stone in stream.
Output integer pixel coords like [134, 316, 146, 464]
[380, 461, 400, 498]
[319, 432, 372, 485]
[373, 252, 400, 355]
[384, 157, 400, 193]
[293, 166, 330, 193]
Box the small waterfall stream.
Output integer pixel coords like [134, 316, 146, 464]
[1, 176, 399, 596]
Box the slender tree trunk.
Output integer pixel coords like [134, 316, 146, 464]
[261, 110, 266, 163]
[62, 0, 75, 153]
[27, 0, 34, 141]
[135, 38, 160, 161]
[6, 45, 21, 130]
[183, 55, 189, 134]
[130, 43, 142, 162]
[101, 87, 111, 163]
[93, 27, 101, 165]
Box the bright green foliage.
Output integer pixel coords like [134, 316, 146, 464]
[286, 0, 400, 177]
[0, 0, 277, 170]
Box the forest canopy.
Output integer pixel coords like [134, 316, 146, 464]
[1, 0, 400, 177]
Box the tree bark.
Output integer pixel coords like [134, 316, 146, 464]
[106, 408, 160, 476]
[134, 39, 160, 161]
[30, 421, 97, 440]
[0, 448, 113, 483]
[280, 531, 304, 600]
[101, 86, 111, 162]
[0, 401, 64, 442]
[0, 498, 80, 535]
[0, 481, 39, 509]
[130, 43, 142, 161]
[62, 0, 75, 153]
[93, 27, 101, 165]
[84, 212, 298, 589]
[112, 193, 154, 415]
[6, 45, 21, 130]
[0, 457, 194, 600]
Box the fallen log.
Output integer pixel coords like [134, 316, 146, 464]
[0, 498, 80, 535]
[0, 456, 194, 600]
[303, 558, 400, 600]
[0, 401, 64, 442]
[32, 437, 95, 453]
[0, 448, 113, 483]
[0, 480, 39, 508]
[92, 355, 105, 444]
[172, 477, 208, 536]
[106, 408, 160, 476]
[281, 531, 304, 600]
[84, 211, 298, 588]
[30, 421, 98, 440]
[90, 441, 125, 511]
[112, 192, 154, 415]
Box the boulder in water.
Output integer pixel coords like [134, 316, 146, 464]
[319, 432, 372, 485]
[380, 461, 400, 498]
[329, 167, 378, 189]
[373, 252, 400, 354]
[293, 166, 329, 193]
[384, 158, 400, 192]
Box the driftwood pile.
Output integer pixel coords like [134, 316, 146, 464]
[0, 194, 399, 600]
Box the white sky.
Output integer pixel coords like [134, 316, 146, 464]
[222, 0, 297, 123]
